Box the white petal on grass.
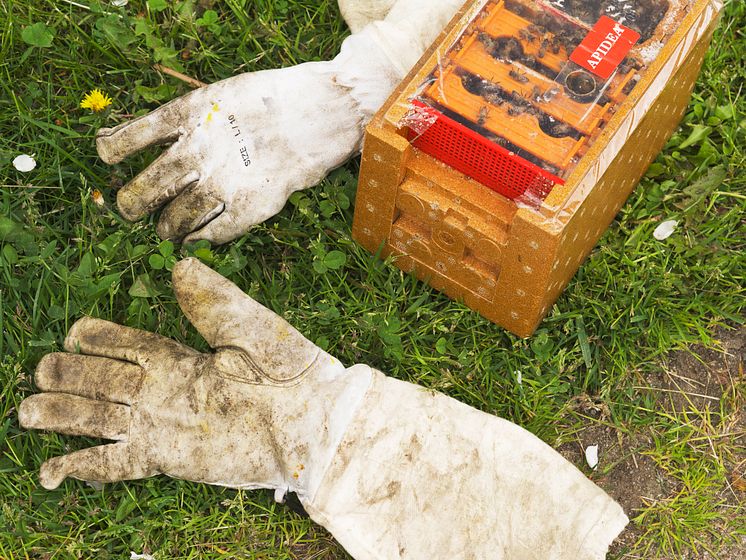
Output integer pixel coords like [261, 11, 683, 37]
[130, 553, 155, 560]
[653, 219, 678, 241]
[12, 154, 36, 172]
[585, 444, 599, 470]
[112, 0, 129, 6]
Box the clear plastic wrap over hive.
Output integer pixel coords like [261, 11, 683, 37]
[399, 0, 687, 206]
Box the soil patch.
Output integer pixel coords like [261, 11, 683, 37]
[648, 327, 744, 417]
[557, 425, 675, 516]
[560, 326, 745, 559]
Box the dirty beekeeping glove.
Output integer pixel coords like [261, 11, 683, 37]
[20, 258, 628, 560]
[97, 0, 464, 244]
[338, 0, 398, 33]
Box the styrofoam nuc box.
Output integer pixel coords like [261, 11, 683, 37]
[352, 0, 723, 337]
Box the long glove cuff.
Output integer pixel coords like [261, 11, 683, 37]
[328, 26, 409, 132]
[304, 368, 629, 560]
[327, 0, 466, 148]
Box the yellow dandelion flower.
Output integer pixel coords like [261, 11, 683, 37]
[80, 89, 113, 112]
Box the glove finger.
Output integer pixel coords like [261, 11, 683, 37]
[156, 182, 225, 241]
[181, 185, 291, 245]
[19, 393, 130, 441]
[96, 100, 185, 165]
[182, 208, 246, 245]
[64, 316, 193, 365]
[116, 146, 200, 221]
[38, 443, 151, 490]
[35, 353, 144, 405]
[181, 188, 289, 245]
[172, 258, 332, 383]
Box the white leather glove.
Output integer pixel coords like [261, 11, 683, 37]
[338, 0, 398, 33]
[98, 0, 463, 244]
[20, 258, 628, 560]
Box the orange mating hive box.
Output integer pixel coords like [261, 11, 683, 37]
[352, 0, 723, 337]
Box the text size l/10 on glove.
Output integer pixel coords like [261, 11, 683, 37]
[20, 258, 628, 560]
[95, 0, 464, 244]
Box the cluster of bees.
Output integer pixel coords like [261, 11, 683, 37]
[413, 0, 673, 179]
[461, 70, 576, 172]
[518, 24, 565, 59]
[468, 22, 588, 137]
[508, 0, 670, 43]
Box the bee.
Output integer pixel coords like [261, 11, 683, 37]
[509, 69, 529, 84]
[525, 103, 540, 118]
[550, 122, 574, 137]
[618, 58, 639, 75]
[487, 134, 509, 147]
[477, 32, 497, 52]
[477, 106, 490, 126]
[538, 37, 550, 58]
[461, 73, 485, 95]
[531, 86, 542, 101]
[484, 93, 505, 106]
[508, 105, 527, 117]
[521, 27, 537, 42]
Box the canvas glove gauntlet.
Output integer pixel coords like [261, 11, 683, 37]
[98, 0, 463, 244]
[21, 258, 628, 560]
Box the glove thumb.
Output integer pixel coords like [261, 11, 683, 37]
[172, 258, 324, 383]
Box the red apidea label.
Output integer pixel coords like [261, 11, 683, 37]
[569, 16, 641, 80]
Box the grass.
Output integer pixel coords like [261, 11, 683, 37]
[1, 0, 744, 558]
